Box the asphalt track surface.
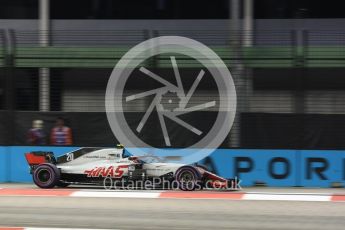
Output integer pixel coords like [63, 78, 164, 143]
[0, 184, 345, 230]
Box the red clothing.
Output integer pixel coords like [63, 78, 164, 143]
[50, 126, 73, 145]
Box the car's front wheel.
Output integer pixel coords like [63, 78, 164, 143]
[175, 166, 202, 191]
[33, 163, 60, 189]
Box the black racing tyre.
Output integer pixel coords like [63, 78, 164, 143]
[33, 163, 60, 189]
[175, 166, 202, 191]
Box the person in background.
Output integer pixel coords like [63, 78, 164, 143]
[27, 120, 46, 145]
[50, 117, 73, 145]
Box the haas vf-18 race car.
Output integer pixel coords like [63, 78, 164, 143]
[25, 146, 238, 191]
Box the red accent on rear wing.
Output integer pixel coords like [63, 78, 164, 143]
[25, 153, 47, 165]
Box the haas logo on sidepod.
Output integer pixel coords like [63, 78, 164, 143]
[84, 165, 128, 178]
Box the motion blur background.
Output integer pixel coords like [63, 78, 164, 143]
[1, 0, 345, 149]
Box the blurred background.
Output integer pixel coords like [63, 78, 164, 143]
[1, 0, 345, 149]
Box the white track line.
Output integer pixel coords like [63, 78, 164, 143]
[1, 188, 343, 202]
[243, 193, 331, 202]
[245, 191, 334, 195]
[71, 191, 336, 202]
[71, 191, 161, 198]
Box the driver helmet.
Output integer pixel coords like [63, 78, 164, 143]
[116, 144, 124, 149]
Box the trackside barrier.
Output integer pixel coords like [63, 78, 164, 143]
[0, 147, 8, 182]
[199, 149, 299, 187]
[199, 149, 345, 187]
[0, 146, 344, 187]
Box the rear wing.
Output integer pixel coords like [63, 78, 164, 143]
[25, 151, 56, 167]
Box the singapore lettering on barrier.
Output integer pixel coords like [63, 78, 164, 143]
[234, 156, 343, 180]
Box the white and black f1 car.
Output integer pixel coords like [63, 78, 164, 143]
[25, 145, 238, 191]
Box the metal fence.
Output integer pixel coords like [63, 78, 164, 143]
[1, 29, 345, 149]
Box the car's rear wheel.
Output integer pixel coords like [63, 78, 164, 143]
[175, 166, 201, 191]
[33, 163, 60, 189]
